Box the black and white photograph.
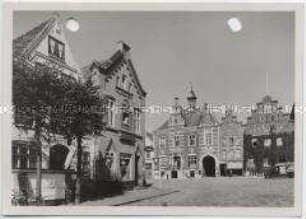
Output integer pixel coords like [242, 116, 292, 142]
[1, 1, 304, 217]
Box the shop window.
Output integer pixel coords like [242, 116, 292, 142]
[120, 153, 132, 180]
[48, 36, 65, 61]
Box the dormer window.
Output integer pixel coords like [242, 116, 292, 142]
[48, 36, 65, 61]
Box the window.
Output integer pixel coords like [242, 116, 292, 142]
[48, 36, 65, 60]
[189, 170, 195, 178]
[174, 135, 180, 147]
[205, 131, 213, 145]
[91, 70, 100, 86]
[160, 156, 168, 169]
[82, 151, 90, 177]
[146, 152, 151, 159]
[199, 135, 204, 145]
[159, 136, 166, 148]
[189, 135, 196, 146]
[235, 149, 241, 159]
[222, 150, 227, 160]
[264, 138, 271, 147]
[122, 99, 131, 128]
[121, 75, 128, 90]
[172, 156, 181, 170]
[263, 157, 269, 167]
[229, 137, 234, 146]
[116, 76, 120, 87]
[159, 136, 167, 148]
[187, 155, 197, 168]
[12, 143, 37, 169]
[277, 137, 283, 146]
[153, 158, 159, 170]
[134, 108, 141, 134]
[107, 99, 116, 127]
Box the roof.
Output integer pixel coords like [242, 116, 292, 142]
[156, 109, 219, 131]
[82, 42, 147, 96]
[13, 13, 59, 59]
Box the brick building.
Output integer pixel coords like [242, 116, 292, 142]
[153, 88, 221, 179]
[82, 41, 147, 186]
[219, 109, 244, 176]
[243, 95, 294, 176]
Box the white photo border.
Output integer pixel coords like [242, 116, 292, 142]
[1, 1, 304, 216]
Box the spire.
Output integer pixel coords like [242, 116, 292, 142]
[187, 82, 197, 101]
[290, 104, 295, 121]
[187, 83, 197, 111]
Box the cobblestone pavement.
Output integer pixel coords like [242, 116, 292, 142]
[80, 177, 293, 207]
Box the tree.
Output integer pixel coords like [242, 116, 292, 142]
[49, 78, 106, 204]
[13, 60, 69, 202]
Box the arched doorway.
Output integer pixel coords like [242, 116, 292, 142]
[49, 144, 69, 170]
[202, 155, 216, 177]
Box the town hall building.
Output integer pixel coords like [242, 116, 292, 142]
[152, 88, 223, 179]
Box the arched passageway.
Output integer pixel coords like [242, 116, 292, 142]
[202, 155, 216, 177]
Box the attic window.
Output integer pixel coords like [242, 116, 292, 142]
[48, 36, 65, 61]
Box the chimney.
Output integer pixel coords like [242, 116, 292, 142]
[117, 41, 131, 52]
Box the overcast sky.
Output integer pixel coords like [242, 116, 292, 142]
[14, 11, 294, 132]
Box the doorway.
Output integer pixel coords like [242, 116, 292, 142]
[202, 155, 216, 177]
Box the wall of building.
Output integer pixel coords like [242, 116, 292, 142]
[84, 45, 146, 186]
[153, 124, 221, 179]
[219, 113, 244, 176]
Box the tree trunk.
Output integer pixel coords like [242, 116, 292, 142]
[74, 136, 83, 204]
[34, 128, 42, 203]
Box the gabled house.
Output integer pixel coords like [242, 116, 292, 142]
[12, 13, 82, 203]
[82, 41, 147, 187]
